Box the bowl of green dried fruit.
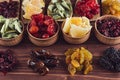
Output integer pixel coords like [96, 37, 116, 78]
[47, 0, 73, 21]
[0, 15, 24, 46]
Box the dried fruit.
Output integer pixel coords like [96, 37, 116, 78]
[0, 50, 18, 75]
[71, 60, 80, 68]
[99, 47, 120, 72]
[97, 18, 120, 37]
[102, 0, 120, 17]
[68, 64, 76, 76]
[22, 0, 45, 19]
[63, 17, 92, 38]
[0, 1, 19, 18]
[28, 49, 59, 75]
[29, 13, 57, 39]
[75, 0, 100, 19]
[65, 47, 93, 75]
[48, 0, 72, 20]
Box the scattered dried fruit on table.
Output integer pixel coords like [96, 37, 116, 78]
[0, 15, 23, 39]
[48, 0, 73, 20]
[64, 47, 93, 75]
[63, 17, 92, 38]
[74, 0, 100, 19]
[97, 17, 120, 37]
[27, 49, 59, 76]
[99, 47, 120, 72]
[0, 0, 19, 18]
[0, 50, 18, 75]
[22, 0, 45, 19]
[102, 0, 120, 17]
[28, 13, 58, 39]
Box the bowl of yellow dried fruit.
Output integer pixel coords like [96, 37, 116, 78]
[62, 17, 92, 44]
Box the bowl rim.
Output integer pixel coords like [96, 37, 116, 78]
[47, 0, 73, 21]
[95, 15, 120, 39]
[27, 21, 60, 40]
[0, 21, 24, 41]
[61, 17, 92, 39]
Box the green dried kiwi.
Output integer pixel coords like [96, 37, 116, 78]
[79, 50, 85, 64]
[66, 55, 71, 64]
[84, 64, 93, 75]
[2, 32, 18, 39]
[65, 48, 75, 56]
[76, 65, 84, 71]
[61, 1, 70, 10]
[55, 3, 65, 11]
[71, 60, 80, 68]
[68, 64, 76, 76]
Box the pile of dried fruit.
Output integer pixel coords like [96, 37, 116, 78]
[102, 0, 120, 17]
[27, 49, 59, 75]
[48, 0, 73, 20]
[99, 47, 120, 72]
[0, 50, 18, 75]
[0, 15, 23, 39]
[97, 17, 120, 37]
[29, 13, 58, 39]
[63, 17, 92, 38]
[0, 1, 19, 18]
[75, 0, 100, 19]
[65, 47, 93, 75]
[22, 0, 45, 19]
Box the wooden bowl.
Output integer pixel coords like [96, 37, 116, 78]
[47, 0, 73, 22]
[95, 15, 120, 45]
[61, 22, 91, 44]
[0, 22, 24, 46]
[27, 22, 60, 46]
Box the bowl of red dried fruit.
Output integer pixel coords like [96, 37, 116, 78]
[74, 0, 100, 21]
[27, 13, 60, 46]
[95, 15, 120, 45]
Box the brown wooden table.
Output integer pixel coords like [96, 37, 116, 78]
[0, 0, 120, 80]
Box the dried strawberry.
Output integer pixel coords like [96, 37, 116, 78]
[75, 0, 100, 19]
[47, 25, 55, 36]
[42, 34, 50, 38]
[44, 19, 55, 26]
[30, 19, 36, 26]
[29, 26, 39, 34]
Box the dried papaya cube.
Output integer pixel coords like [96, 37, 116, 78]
[68, 64, 76, 76]
[71, 60, 80, 68]
[66, 55, 71, 64]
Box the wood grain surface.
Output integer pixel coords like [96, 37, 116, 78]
[0, 0, 120, 80]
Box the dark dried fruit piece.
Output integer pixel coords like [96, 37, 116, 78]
[99, 47, 120, 72]
[28, 49, 59, 75]
[0, 49, 18, 75]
